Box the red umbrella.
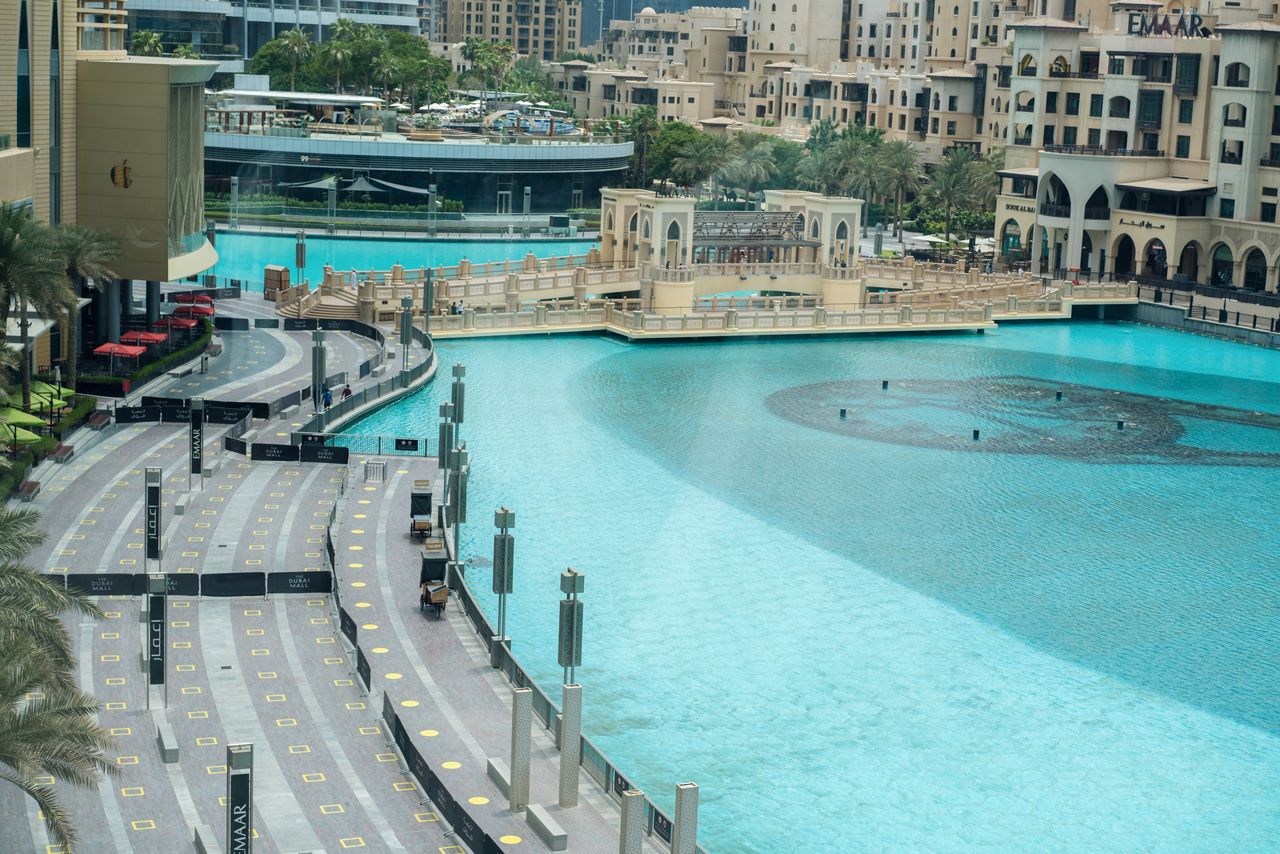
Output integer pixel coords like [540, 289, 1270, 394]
[174, 304, 215, 317]
[120, 330, 168, 345]
[93, 342, 147, 376]
[175, 293, 215, 305]
[153, 316, 198, 329]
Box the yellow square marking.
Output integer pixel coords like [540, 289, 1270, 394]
[414, 812, 439, 823]
[181, 552, 199, 558]
[310, 617, 329, 625]
[188, 711, 209, 719]
[265, 693, 286, 702]
[315, 636, 335, 645]
[251, 649, 269, 656]
[196, 737, 218, 746]
[69, 534, 86, 541]
[173, 601, 191, 608]
[288, 744, 311, 754]
[358, 726, 380, 735]
[60, 549, 76, 556]
[246, 628, 265, 637]
[334, 679, 353, 687]
[258, 671, 277, 679]
[105, 702, 127, 710]
[439, 846, 465, 853]
[104, 612, 121, 619]
[130, 820, 156, 831]
[276, 718, 297, 727]
[170, 620, 190, 628]
[187, 536, 204, 543]
[119, 559, 136, 566]
[270, 492, 284, 498]
[252, 530, 268, 536]
[320, 803, 345, 815]
[109, 727, 131, 736]
[244, 609, 262, 616]
[79, 520, 96, 526]
[209, 496, 225, 503]
[173, 642, 192, 649]
[195, 523, 210, 529]
[124, 542, 140, 548]
[257, 517, 272, 523]
[200, 510, 217, 516]
[302, 773, 326, 783]
[393, 782, 416, 792]
[245, 559, 263, 566]
[324, 657, 343, 664]
[339, 838, 365, 849]
[304, 552, 320, 558]
[207, 765, 227, 775]
[182, 687, 202, 695]
[376, 753, 397, 763]
[115, 756, 138, 766]
[264, 504, 279, 510]
[100, 654, 120, 662]
[32, 775, 53, 785]
[248, 544, 265, 551]
[46, 844, 66, 853]
[50, 566, 68, 574]
[120, 787, 144, 797]
[176, 664, 195, 672]
[307, 599, 325, 606]
[346, 702, 366, 710]
[105, 678, 125, 686]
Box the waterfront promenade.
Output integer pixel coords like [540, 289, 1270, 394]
[0, 297, 643, 853]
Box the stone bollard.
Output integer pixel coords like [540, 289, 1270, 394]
[725, 308, 738, 329]
[968, 267, 980, 285]
[463, 308, 475, 329]
[1008, 295, 1018, 313]
[536, 305, 549, 326]
[984, 301, 994, 321]
[814, 306, 826, 326]
[900, 305, 913, 324]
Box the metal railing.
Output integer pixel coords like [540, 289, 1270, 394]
[1043, 144, 1164, 157]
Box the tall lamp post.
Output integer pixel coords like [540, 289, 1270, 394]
[491, 506, 515, 668]
[557, 567, 584, 808]
[450, 363, 466, 445]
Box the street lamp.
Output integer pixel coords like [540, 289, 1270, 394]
[492, 506, 515, 668]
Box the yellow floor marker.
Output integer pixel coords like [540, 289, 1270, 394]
[441, 761, 461, 770]
[419, 729, 439, 737]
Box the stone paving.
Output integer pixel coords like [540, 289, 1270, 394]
[0, 298, 639, 853]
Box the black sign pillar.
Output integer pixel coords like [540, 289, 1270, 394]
[311, 329, 326, 415]
[145, 467, 162, 567]
[190, 398, 204, 490]
[226, 744, 253, 854]
[400, 295, 413, 374]
[147, 574, 166, 709]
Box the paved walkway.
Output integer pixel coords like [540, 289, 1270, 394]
[0, 295, 641, 854]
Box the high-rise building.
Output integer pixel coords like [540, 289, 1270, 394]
[443, 0, 582, 60]
[125, 0, 420, 74]
[0, 0, 218, 363]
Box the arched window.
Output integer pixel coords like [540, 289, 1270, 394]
[1224, 62, 1250, 87]
[1244, 248, 1267, 290]
[1018, 54, 1037, 76]
[642, 219, 651, 239]
[1108, 95, 1130, 118]
[1211, 243, 1234, 285]
[628, 212, 638, 233]
[791, 23, 796, 32]
[811, 218, 821, 238]
[835, 220, 848, 240]
[666, 220, 680, 241]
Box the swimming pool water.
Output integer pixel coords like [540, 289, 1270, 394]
[351, 322, 1280, 853]
[208, 231, 597, 288]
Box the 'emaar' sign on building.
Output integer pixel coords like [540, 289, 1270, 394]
[1127, 11, 1211, 37]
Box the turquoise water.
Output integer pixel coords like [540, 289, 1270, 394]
[207, 231, 597, 288]
[351, 322, 1280, 852]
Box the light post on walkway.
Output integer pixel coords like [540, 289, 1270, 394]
[557, 568, 584, 808]
[450, 363, 466, 446]
[492, 507, 514, 668]
[437, 401, 454, 487]
[400, 296, 412, 374]
[447, 445, 468, 562]
[423, 269, 433, 331]
[311, 329, 326, 415]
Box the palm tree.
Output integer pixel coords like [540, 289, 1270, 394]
[672, 136, 732, 199]
[280, 28, 313, 92]
[373, 54, 401, 99]
[355, 25, 388, 95]
[796, 147, 844, 197]
[719, 142, 777, 196]
[325, 39, 354, 93]
[840, 138, 885, 237]
[970, 145, 1003, 211]
[330, 16, 360, 44]
[57, 225, 118, 389]
[0, 506, 115, 851]
[0, 205, 67, 408]
[625, 106, 660, 188]
[880, 140, 925, 238]
[171, 44, 201, 59]
[926, 148, 979, 242]
[129, 30, 164, 57]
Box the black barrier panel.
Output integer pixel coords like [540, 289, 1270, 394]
[453, 807, 486, 852]
[115, 406, 160, 424]
[394, 438, 420, 452]
[207, 406, 253, 425]
[339, 607, 357, 646]
[483, 836, 504, 854]
[201, 572, 266, 597]
[277, 390, 301, 410]
[267, 571, 333, 594]
[324, 372, 347, 389]
[613, 770, 632, 798]
[393, 715, 413, 758]
[161, 406, 191, 423]
[214, 316, 250, 331]
[300, 445, 349, 465]
[166, 573, 200, 596]
[325, 531, 335, 569]
[142, 395, 188, 408]
[653, 810, 673, 842]
[66, 573, 141, 596]
[282, 318, 316, 331]
[356, 647, 371, 690]
[251, 443, 300, 462]
[212, 399, 271, 419]
[254, 318, 280, 328]
[224, 436, 248, 455]
[318, 318, 351, 332]
[359, 360, 371, 378]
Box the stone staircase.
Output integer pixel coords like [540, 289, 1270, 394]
[280, 287, 360, 320]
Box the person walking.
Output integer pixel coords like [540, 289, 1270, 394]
[322, 388, 333, 410]
[341, 383, 353, 401]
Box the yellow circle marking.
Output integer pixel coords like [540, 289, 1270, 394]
[371, 647, 389, 654]
[361, 624, 379, 630]
[468, 796, 489, 805]
[357, 499, 371, 505]
[499, 836, 522, 845]
[363, 486, 377, 492]
[350, 582, 367, 588]
[348, 562, 364, 569]
[348, 545, 363, 551]
[350, 529, 365, 534]
[385, 672, 403, 680]
[354, 602, 372, 609]
[353, 514, 367, 519]
[400, 699, 420, 708]
[420, 729, 438, 737]
[441, 761, 461, 770]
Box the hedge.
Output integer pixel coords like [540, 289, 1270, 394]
[78, 319, 214, 391]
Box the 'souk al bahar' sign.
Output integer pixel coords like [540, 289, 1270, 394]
[1127, 11, 1211, 37]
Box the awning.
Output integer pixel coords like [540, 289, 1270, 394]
[93, 343, 147, 358]
[175, 293, 214, 304]
[121, 331, 169, 345]
[368, 177, 433, 196]
[154, 317, 198, 329]
[174, 305, 216, 317]
[280, 176, 339, 191]
[343, 177, 385, 194]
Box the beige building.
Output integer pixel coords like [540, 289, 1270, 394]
[444, 0, 582, 60]
[0, 0, 217, 359]
[547, 61, 716, 122]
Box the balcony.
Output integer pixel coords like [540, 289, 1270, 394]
[1083, 206, 1111, 220]
[1039, 202, 1071, 217]
[1136, 116, 1162, 129]
[1043, 144, 1164, 157]
[1224, 118, 1247, 128]
[1048, 70, 1099, 79]
[1261, 158, 1280, 168]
